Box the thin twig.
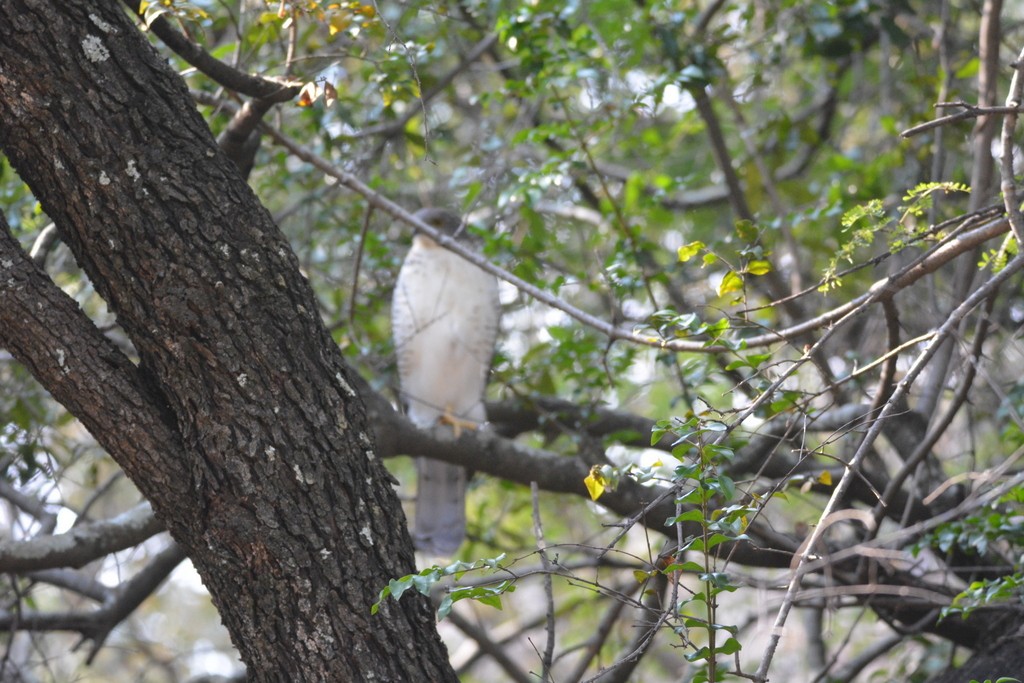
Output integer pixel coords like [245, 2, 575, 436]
[531, 481, 556, 682]
[599, 575, 667, 683]
[900, 103, 1024, 138]
[347, 206, 374, 330]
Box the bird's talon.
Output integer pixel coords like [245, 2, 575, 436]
[439, 407, 478, 437]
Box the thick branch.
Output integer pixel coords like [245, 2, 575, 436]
[362, 385, 792, 568]
[122, 0, 299, 102]
[0, 477, 57, 533]
[0, 542, 186, 662]
[0, 225, 194, 511]
[25, 569, 109, 603]
[0, 502, 161, 572]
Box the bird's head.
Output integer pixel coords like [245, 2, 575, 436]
[412, 207, 466, 242]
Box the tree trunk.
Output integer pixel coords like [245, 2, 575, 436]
[926, 634, 1024, 683]
[0, 0, 456, 679]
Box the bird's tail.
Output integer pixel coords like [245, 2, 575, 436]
[413, 457, 467, 556]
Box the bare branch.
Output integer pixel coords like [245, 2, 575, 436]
[869, 291, 996, 535]
[360, 380, 793, 568]
[121, 0, 299, 102]
[28, 223, 59, 268]
[900, 103, 1024, 138]
[818, 632, 904, 683]
[562, 588, 631, 681]
[0, 479, 57, 534]
[970, 0, 1004, 203]
[0, 543, 187, 663]
[0, 502, 161, 572]
[0, 223, 194, 506]
[755, 254, 1024, 680]
[1000, 47, 1024, 245]
[446, 611, 534, 683]
[24, 568, 109, 603]
[83, 543, 187, 661]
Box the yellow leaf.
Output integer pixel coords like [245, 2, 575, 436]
[633, 569, 653, 583]
[746, 259, 772, 276]
[328, 14, 351, 35]
[717, 270, 743, 297]
[817, 470, 832, 486]
[677, 240, 704, 263]
[584, 467, 605, 501]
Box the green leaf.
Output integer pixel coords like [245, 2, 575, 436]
[436, 595, 454, 620]
[718, 636, 742, 654]
[669, 509, 707, 525]
[955, 58, 980, 79]
[735, 219, 758, 243]
[662, 561, 706, 573]
[624, 173, 644, 211]
[685, 645, 712, 662]
[476, 593, 504, 610]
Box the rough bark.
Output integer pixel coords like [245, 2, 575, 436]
[0, 0, 456, 680]
[926, 634, 1024, 683]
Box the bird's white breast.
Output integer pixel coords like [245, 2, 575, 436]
[392, 240, 500, 427]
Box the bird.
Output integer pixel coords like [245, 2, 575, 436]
[391, 207, 501, 555]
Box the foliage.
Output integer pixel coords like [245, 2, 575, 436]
[4, 0, 1024, 680]
[657, 416, 753, 682]
[926, 485, 1024, 621]
[373, 554, 514, 621]
[821, 181, 970, 291]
